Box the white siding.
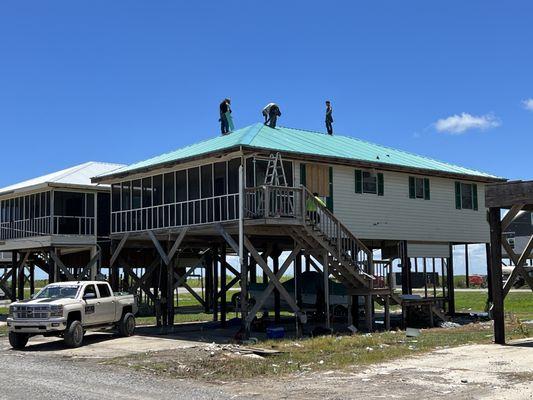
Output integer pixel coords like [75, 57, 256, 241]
[407, 242, 451, 258]
[294, 161, 489, 244]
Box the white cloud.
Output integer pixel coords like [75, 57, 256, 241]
[434, 112, 500, 134]
[522, 98, 533, 111]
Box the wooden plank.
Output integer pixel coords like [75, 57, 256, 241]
[501, 204, 525, 231]
[110, 233, 130, 267]
[486, 180, 533, 208]
[49, 250, 75, 281]
[148, 230, 170, 266]
[215, 224, 239, 254]
[488, 207, 505, 345]
[79, 250, 100, 279]
[244, 241, 302, 323]
[167, 227, 188, 262]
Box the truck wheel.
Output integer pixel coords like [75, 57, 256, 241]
[9, 332, 29, 350]
[118, 313, 135, 337]
[64, 320, 84, 348]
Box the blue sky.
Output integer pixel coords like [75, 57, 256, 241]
[1, 1, 532, 274]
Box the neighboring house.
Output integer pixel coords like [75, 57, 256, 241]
[503, 211, 533, 260]
[0, 162, 124, 299]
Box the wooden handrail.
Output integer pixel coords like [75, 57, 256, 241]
[299, 185, 372, 256]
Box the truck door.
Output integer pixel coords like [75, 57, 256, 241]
[96, 283, 116, 323]
[82, 284, 99, 325]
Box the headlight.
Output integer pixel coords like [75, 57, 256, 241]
[8, 306, 14, 318]
[49, 305, 63, 317]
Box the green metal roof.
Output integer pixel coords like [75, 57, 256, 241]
[97, 123, 501, 180]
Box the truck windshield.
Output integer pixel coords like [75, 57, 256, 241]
[34, 285, 80, 300]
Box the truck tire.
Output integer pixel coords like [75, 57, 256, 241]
[118, 313, 135, 337]
[64, 320, 84, 348]
[9, 332, 29, 350]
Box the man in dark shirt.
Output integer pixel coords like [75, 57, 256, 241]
[325, 100, 333, 135]
[263, 103, 281, 128]
[219, 98, 231, 135]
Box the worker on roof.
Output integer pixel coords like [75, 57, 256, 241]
[306, 192, 326, 224]
[219, 98, 232, 135]
[262, 103, 281, 128]
[325, 100, 333, 135]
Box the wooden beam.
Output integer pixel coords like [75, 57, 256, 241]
[244, 240, 303, 323]
[148, 230, 170, 266]
[488, 207, 505, 345]
[486, 180, 533, 208]
[215, 224, 239, 254]
[167, 227, 189, 262]
[49, 250, 75, 281]
[501, 204, 525, 231]
[110, 233, 130, 267]
[78, 250, 100, 279]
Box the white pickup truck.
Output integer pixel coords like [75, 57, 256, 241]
[7, 281, 137, 349]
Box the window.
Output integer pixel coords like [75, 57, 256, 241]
[188, 168, 200, 200]
[164, 173, 175, 204]
[153, 175, 163, 206]
[455, 182, 478, 210]
[97, 283, 111, 298]
[214, 162, 227, 196]
[201, 164, 213, 198]
[141, 177, 152, 208]
[228, 158, 240, 194]
[176, 170, 187, 202]
[355, 170, 384, 196]
[121, 182, 131, 210]
[83, 284, 97, 299]
[129, 180, 140, 209]
[112, 184, 121, 212]
[409, 177, 430, 200]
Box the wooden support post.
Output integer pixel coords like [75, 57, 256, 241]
[364, 295, 373, 332]
[489, 207, 505, 344]
[447, 244, 455, 316]
[29, 265, 35, 296]
[18, 254, 25, 300]
[295, 250, 303, 307]
[465, 244, 470, 288]
[423, 258, 428, 298]
[249, 257, 257, 284]
[11, 251, 17, 302]
[305, 254, 310, 273]
[220, 244, 227, 327]
[212, 246, 219, 322]
[273, 247, 281, 323]
[384, 295, 391, 330]
[241, 250, 249, 338]
[323, 251, 330, 329]
[485, 243, 493, 304]
[167, 245, 175, 327]
[352, 295, 359, 329]
[400, 241, 411, 295]
[204, 251, 212, 313]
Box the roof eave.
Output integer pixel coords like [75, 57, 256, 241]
[92, 144, 505, 185]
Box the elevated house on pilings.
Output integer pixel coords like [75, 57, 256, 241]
[93, 123, 504, 332]
[0, 162, 124, 301]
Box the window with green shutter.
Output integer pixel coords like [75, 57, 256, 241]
[355, 170, 383, 195]
[455, 181, 478, 210]
[409, 176, 430, 200]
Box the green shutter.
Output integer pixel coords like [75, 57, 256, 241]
[377, 173, 384, 196]
[455, 182, 462, 209]
[472, 184, 478, 210]
[300, 163, 306, 187]
[409, 177, 415, 198]
[355, 170, 362, 193]
[424, 178, 430, 200]
[326, 166, 334, 211]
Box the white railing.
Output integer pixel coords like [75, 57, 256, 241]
[111, 193, 240, 234]
[0, 215, 96, 240]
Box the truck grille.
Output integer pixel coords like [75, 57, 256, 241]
[14, 306, 50, 320]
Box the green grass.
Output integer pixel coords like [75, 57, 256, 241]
[455, 291, 533, 320]
[110, 320, 531, 381]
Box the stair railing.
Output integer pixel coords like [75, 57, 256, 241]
[300, 185, 375, 281]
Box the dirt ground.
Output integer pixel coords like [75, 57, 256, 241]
[2, 328, 531, 400]
[225, 339, 533, 400]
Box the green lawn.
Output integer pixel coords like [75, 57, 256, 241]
[455, 291, 533, 320]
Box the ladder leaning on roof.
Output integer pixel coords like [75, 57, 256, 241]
[264, 152, 288, 187]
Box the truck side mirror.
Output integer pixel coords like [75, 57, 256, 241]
[83, 293, 96, 300]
